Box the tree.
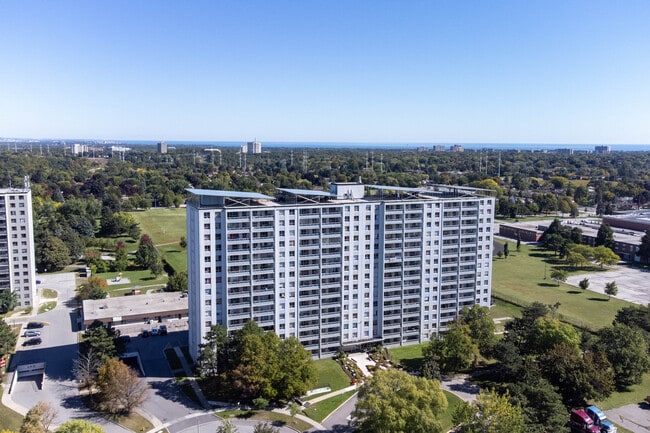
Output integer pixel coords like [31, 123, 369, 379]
[252, 423, 279, 433]
[0, 319, 17, 359]
[424, 324, 478, 374]
[113, 241, 128, 272]
[135, 234, 158, 270]
[216, 420, 239, 433]
[352, 369, 447, 433]
[38, 236, 71, 272]
[604, 281, 618, 299]
[550, 269, 568, 287]
[614, 305, 650, 335]
[55, 420, 105, 433]
[77, 276, 108, 300]
[507, 377, 570, 433]
[274, 336, 317, 401]
[530, 316, 581, 354]
[453, 389, 523, 433]
[179, 236, 187, 249]
[20, 402, 57, 433]
[595, 223, 615, 249]
[592, 245, 619, 268]
[539, 343, 593, 405]
[198, 324, 230, 377]
[149, 257, 165, 278]
[579, 278, 590, 291]
[166, 271, 188, 292]
[0, 289, 18, 314]
[96, 358, 149, 414]
[82, 321, 116, 360]
[598, 323, 650, 389]
[636, 229, 650, 263]
[72, 349, 102, 390]
[459, 305, 497, 356]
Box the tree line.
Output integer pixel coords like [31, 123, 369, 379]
[2, 146, 650, 271]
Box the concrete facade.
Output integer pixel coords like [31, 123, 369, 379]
[186, 183, 495, 360]
[0, 186, 37, 308]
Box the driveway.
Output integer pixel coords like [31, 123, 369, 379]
[607, 403, 650, 433]
[6, 272, 132, 433]
[565, 264, 650, 305]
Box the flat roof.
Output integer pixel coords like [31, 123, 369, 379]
[82, 291, 188, 324]
[277, 188, 335, 197]
[186, 188, 273, 200]
[366, 184, 429, 193]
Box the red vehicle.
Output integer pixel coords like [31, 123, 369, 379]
[569, 409, 600, 433]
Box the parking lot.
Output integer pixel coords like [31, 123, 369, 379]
[565, 264, 650, 305]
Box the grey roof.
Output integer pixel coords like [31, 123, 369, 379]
[277, 188, 335, 197]
[185, 188, 273, 200]
[366, 184, 430, 193]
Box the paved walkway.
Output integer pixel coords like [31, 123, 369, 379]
[608, 404, 650, 433]
[173, 346, 211, 410]
[440, 375, 480, 402]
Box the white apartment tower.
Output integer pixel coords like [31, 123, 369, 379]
[187, 183, 494, 360]
[0, 183, 37, 308]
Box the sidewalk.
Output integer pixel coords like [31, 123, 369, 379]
[173, 346, 212, 409]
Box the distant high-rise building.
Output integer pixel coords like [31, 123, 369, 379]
[0, 182, 37, 308]
[241, 140, 262, 154]
[594, 145, 611, 154]
[432, 145, 445, 152]
[158, 141, 168, 154]
[450, 144, 464, 152]
[71, 143, 89, 155]
[186, 182, 494, 360]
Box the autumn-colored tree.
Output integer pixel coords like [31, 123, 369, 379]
[96, 358, 149, 414]
[55, 420, 105, 433]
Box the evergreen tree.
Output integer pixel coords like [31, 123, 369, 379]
[595, 223, 615, 249]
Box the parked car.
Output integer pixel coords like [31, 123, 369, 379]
[24, 330, 41, 337]
[150, 327, 159, 336]
[159, 325, 168, 335]
[22, 337, 42, 346]
[141, 330, 150, 338]
[586, 405, 617, 433]
[569, 409, 600, 433]
[26, 322, 44, 329]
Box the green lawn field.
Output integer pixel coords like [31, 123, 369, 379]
[312, 358, 351, 394]
[129, 208, 187, 245]
[491, 242, 632, 331]
[129, 208, 188, 273]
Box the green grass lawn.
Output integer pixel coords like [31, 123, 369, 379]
[0, 400, 23, 431]
[304, 390, 356, 423]
[388, 343, 426, 371]
[159, 244, 187, 273]
[41, 288, 57, 299]
[311, 359, 351, 395]
[440, 390, 464, 432]
[129, 208, 187, 245]
[93, 269, 168, 295]
[218, 409, 312, 432]
[593, 371, 650, 410]
[491, 243, 633, 331]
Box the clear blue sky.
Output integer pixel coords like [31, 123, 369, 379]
[1, 1, 649, 144]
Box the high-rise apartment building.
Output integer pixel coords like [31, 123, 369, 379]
[186, 183, 494, 360]
[241, 140, 262, 154]
[0, 184, 37, 308]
